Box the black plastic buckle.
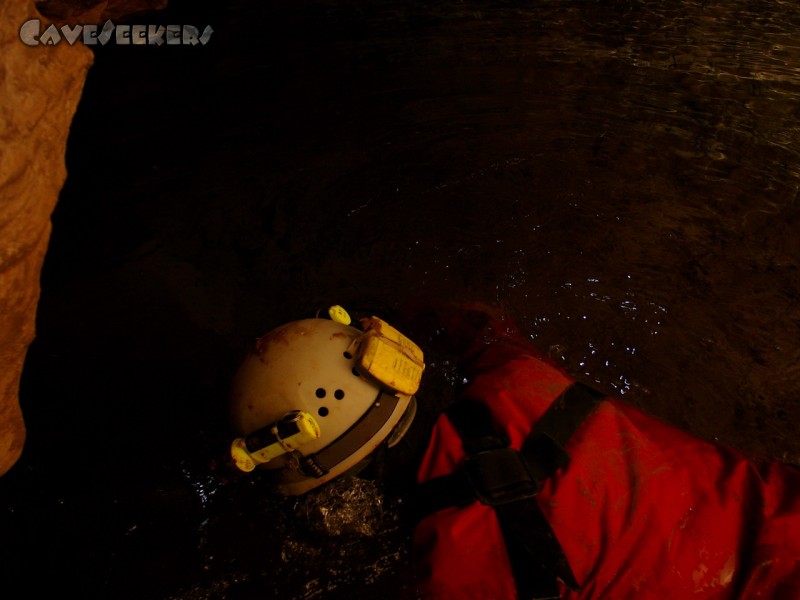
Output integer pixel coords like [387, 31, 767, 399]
[463, 447, 540, 506]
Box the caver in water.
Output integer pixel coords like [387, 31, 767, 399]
[226, 303, 800, 599]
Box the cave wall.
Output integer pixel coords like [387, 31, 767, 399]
[1, 0, 169, 476]
[0, 1, 95, 475]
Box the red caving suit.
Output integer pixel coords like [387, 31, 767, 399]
[411, 305, 800, 599]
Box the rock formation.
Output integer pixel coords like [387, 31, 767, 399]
[0, 0, 165, 476]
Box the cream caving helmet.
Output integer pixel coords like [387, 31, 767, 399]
[228, 305, 424, 495]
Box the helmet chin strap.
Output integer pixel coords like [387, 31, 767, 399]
[348, 440, 389, 482]
[297, 391, 401, 479]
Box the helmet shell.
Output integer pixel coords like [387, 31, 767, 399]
[229, 318, 413, 494]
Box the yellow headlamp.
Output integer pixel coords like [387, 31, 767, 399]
[230, 410, 321, 473]
[355, 316, 425, 396]
[330, 305, 425, 396]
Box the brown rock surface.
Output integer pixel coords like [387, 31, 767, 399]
[0, 1, 93, 475]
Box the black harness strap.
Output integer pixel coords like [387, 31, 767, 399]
[522, 382, 606, 479]
[414, 382, 605, 600]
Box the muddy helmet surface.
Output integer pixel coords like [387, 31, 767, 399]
[228, 311, 422, 495]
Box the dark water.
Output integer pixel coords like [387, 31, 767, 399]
[3, 0, 800, 598]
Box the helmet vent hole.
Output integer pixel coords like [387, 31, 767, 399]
[318, 407, 329, 417]
[334, 389, 345, 400]
[315, 388, 327, 398]
[351, 368, 360, 377]
[343, 351, 353, 360]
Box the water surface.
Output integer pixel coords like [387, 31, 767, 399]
[3, 0, 800, 598]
